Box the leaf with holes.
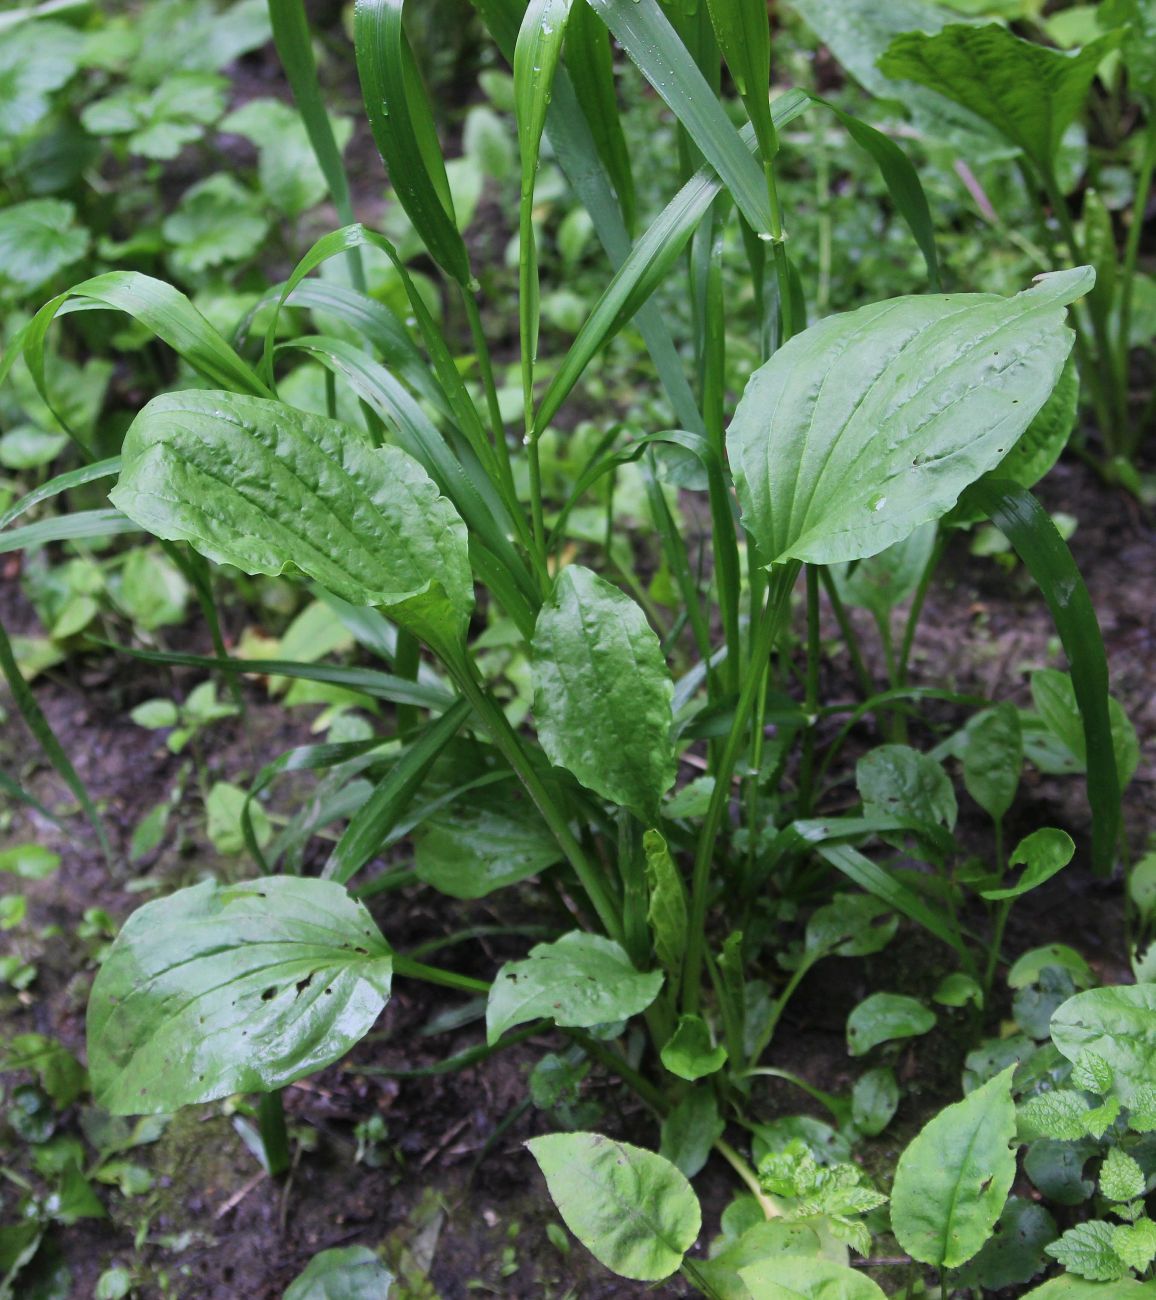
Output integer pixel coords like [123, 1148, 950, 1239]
[87, 878, 393, 1114]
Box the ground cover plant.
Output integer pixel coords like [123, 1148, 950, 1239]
[0, 0, 1153, 1296]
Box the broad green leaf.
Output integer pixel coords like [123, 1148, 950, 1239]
[879, 24, 1122, 175]
[805, 893, 898, 958]
[487, 931, 663, 1043]
[525, 1132, 700, 1281]
[1031, 668, 1139, 788]
[949, 359, 1079, 526]
[739, 1255, 888, 1299]
[1103, 0, 1156, 100]
[660, 1087, 723, 1179]
[532, 565, 675, 819]
[857, 744, 957, 831]
[934, 972, 984, 1008]
[283, 1246, 394, 1300]
[1024, 1278, 1156, 1299]
[728, 269, 1092, 568]
[1052, 986, 1156, 1104]
[0, 1033, 85, 1107]
[660, 1015, 727, 1081]
[87, 878, 393, 1114]
[644, 829, 688, 984]
[110, 391, 473, 652]
[981, 828, 1075, 900]
[1024, 1138, 1097, 1206]
[162, 174, 269, 275]
[955, 1197, 1057, 1292]
[205, 781, 272, 856]
[0, 199, 88, 291]
[1046, 1221, 1129, 1282]
[831, 524, 937, 620]
[1113, 1221, 1156, 1275]
[891, 1066, 1017, 1267]
[852, 1067, 900, 1137]
[846, 993, 936, 1057]
[414, 787, 561, 899]
[962, 702, 1022, 822]
[0, 20, 83, 136]
[1018, 1089, 1095, 1142]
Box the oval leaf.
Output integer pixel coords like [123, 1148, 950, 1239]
[487, 931, 663, 1044]
[740, 1255, 888, 1300]
[1051, 986, 1156, 1105]
[87, 878, 393, 1114]
[110, 391, 472, 651]
[727, 268, 1093, 567]
[963, 702, 1023, 823]
[660, 1014, 728, 1082]
[283, 1246, 394, 1300]
[981, 827, 1075, 900]
[532, 565, 675, 818]
[890, 1065, 1017, 1267]
[847, 993, 936, 1057]
[526, 1131, 700, 1282]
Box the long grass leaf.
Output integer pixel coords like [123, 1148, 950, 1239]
[585, 0, 772, 231]
[0, 458, 121, 530]
[354, 0, 472, 286]
[0, 616, 112, 866]
[565, 2, 637, 234]
[325, 697, 472, 884]
[0, 509, 138, 554]
[965, 478, 1120, 872]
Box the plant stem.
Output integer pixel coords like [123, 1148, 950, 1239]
[392, 953, 490, 995]
[818, 568, 873, 700]
[446, 651, 624, 941]
[897, 531, 946, 688]
[798, 564, 821, 815]
[682, 564, 799, 1014]
[258, 1091, 291, 1177]
[1117, 115, 1156, 453]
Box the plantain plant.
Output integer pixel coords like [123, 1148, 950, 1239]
[0, 0, 1134, 1294]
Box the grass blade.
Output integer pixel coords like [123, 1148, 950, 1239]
[354, 0, 472, 286]
[0, 457, 121, 529]
[585, 0, 772, 231]
[325, 697, 472, 884]
[0, 616, 113, 866]
[0, 509, 138, 554]
[965, 478, 1120, 872]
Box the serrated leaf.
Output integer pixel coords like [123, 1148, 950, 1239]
[110, 390, 472, 652]
[891, 1066, 1017, 1267]
[486, 931, 663, 1043]
[1045, 1220, 1129, 1281]
[1113, 1220, 1156, 1274]
[531, 565, 675, 819]
[879, 23, 1122, 174]
[162, 174, 269, 275]
[1018, 1089, 1094, 1141]
[526, 1132, 700, 1282]
[0, 199, 89, 291]
[87, 878, 393, 1114]
[847, 993, 936, 1057]
[981, 827, 1075, 900]
[660, 1015, 727, 1082]
[0, 20, 83, 136]
[1101, 1148, 1146, 1202]
[1052, 985, 1156, 1104]
[728, 269, 1091, 568]
[1072, 1051, 1114, 1094]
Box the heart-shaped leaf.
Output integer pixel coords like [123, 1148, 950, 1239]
[87, 878, 393, 1114]
[660, 1014, 727, 1081]
[110, 391, 472, 652]
[487, 931, 663, 1043]
[526, 1132, 700, 1281]
[728, 268, 1093, 568]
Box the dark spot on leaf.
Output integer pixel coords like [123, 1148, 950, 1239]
[324, 987, 333, 995]
[261, 987, 277, 1001]
[295, 974, 315, 997]
[979, 1176, 993, 1193]
[353, 946, 368, 956]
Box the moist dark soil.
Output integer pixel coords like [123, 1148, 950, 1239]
[1, 452, 1153, 1298]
